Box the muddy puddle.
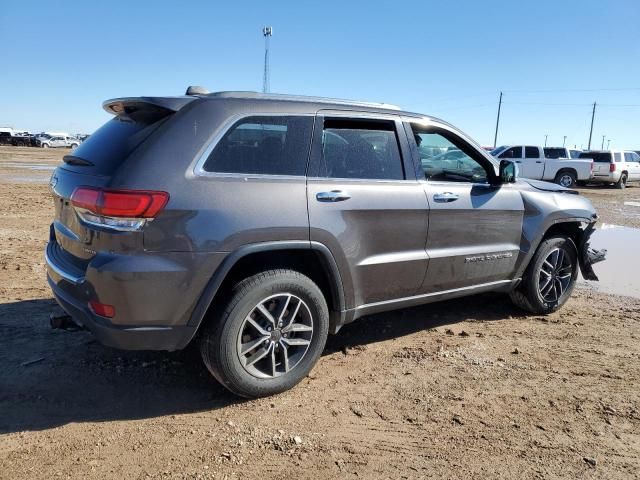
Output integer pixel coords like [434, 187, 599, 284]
[581, 223, 640, 298]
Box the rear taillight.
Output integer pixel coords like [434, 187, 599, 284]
[71, 187, 169, 231]
[89, 300, 115, 318]
[610, 163, 616, 173]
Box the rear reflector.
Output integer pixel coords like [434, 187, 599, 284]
[89, 300, 115, 318]
[71, 187, 169, 218]
[610, 163, 616, 172]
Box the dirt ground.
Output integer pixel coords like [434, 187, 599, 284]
[1, 146, 639, 479]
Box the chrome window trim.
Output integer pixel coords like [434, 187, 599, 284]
[187, 112, 314, 181]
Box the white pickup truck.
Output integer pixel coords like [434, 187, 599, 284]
[491, 145, 592, 187]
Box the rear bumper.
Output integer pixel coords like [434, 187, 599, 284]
[44, 230, 224, 350]
[48, 274, 196, 350]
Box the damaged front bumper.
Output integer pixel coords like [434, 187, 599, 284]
[578, 222, 607, 281]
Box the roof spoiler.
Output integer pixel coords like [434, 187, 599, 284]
[102, 96, 196, 119]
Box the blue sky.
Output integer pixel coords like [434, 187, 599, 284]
[1, 0, 639, 148]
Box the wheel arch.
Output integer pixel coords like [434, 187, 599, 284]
[515, 217, 592, 281]
[186, 241, 347, 335]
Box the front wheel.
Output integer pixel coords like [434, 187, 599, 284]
[42, 143, 49, 148]
[200, 269, 329, 398]
[510, 236, 578, 314]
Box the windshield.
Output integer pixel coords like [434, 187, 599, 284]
[490, 146, 507, 156]
[579, 151, 612, 162]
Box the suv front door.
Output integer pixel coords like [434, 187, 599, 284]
[307, 113, 429, 309]
[407, 121, 524, 294]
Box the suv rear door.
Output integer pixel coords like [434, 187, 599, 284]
[306, 112, 429, 309]
[406, 121, 524, 293]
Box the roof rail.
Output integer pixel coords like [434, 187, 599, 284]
[206, 91, 402, 110]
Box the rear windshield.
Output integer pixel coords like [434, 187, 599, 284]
[544, 148, 567, 159]
[579, 152, 612, 162]
[64, 112, 169, 175]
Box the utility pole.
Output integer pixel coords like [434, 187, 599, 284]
[563, 135, 567, 147]
[262, 26, 273, 93]
[601, 135, 606, 149]
[587, 101, 596, 150]
[544, 134, 548, 147]
[493, 91, 502, 149]
[607, 139, 611, 149]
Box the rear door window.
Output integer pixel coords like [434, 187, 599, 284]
[203, 116, 313, 176]
[318, 119, 404, 180]
[525, 146, 539, 158]
[614, 152, 622, 162]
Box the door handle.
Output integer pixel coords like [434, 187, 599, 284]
[433, 192, 459, 203]
[535, 160, 543, 163]
[515, 160, 522, 163]
[316, 190, 351, 202]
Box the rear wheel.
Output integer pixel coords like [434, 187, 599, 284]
[615, 173, 627, 189]
[200, 269, 329, 398]
[510, 236, 578, 314]
[42, 143, 49, 148]
[555, 170, 577, 188]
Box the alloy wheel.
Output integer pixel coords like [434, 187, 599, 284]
[538, 248, 573, 303]
[559, 174, 573, 187]
[237, 293, 313, 378]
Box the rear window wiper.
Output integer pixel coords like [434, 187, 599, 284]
[63, 155, 94, 166]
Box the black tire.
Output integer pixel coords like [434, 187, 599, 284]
[615, 173, 627, 189]
[509, 236, 578, 314]
[200, 269, 329, 398]
[554, 170, 577, 188]
[42, 143, 49, 148]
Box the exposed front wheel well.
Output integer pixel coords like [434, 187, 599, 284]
[541, 222, 583, 247]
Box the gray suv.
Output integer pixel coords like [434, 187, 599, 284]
[46, 89, 605, 397]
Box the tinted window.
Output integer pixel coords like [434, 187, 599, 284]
[569, 150, 581, 158]
[319, 119, 404, 180]
[614, 152, 622, 162]
[624, 152, 634, 162]
[631, 152, 640, 162]
[544, 148, 566, 159]
[411, 126, 489, 183]
[579, 151, 612, 162]
[204, 116, 313, 176]
[525, 146, 539, 158]
[499, 146, 522, 159]
[69, 111, 170, 175]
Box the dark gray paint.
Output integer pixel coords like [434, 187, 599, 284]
[45, 92, 599, 350]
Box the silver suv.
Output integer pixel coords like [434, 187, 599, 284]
[45, 89, 605, 397]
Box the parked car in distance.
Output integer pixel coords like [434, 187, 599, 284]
[492, 145, 592, 187]
[37, 135, 80, 149]
[45, 89, 605, 398]
[544, 147, 582, 159]
[578, 150, 640, 189]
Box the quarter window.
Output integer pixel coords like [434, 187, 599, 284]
[411, 126, 489, 183]
[614, 152, 622, 162]
[203, 116, 313, 176]
[318, 119, 404, 180]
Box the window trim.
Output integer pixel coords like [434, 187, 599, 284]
[188, 112, 315, 180]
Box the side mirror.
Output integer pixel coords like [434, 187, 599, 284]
[499, 159, 518, 183]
